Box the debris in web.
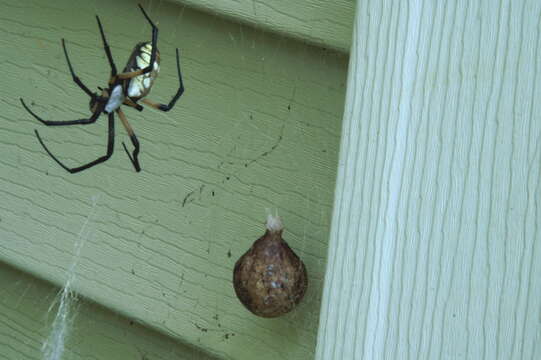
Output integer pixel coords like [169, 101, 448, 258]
[42, 195, 99, 360]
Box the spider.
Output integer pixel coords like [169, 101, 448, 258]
[20, 4, 184, 173]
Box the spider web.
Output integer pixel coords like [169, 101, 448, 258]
[0, 0, 347, 359]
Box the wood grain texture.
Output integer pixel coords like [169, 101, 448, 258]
[0, 262, 218, 360]
[317, 0, 541, 359]
[0, 0, 347, 358]
[169, 0, 355, 52]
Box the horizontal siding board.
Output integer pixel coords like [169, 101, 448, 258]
[168, 0, 355, 52]
[0, 262, 218, 360]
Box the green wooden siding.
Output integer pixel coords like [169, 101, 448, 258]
[170, 0, 355, 52]
[0, 0, 349, 358]
[0, 262, 219, 359]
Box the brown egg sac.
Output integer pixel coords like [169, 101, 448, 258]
[233, 215, 308, 318]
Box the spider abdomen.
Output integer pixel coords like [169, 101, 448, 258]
[124, 42, 160, 99]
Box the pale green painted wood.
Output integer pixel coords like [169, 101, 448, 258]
[317, 0, 541, 359]
[0, 0, 347, 359]
[169, 0, 355, 52]
[0, 262, 218, 360]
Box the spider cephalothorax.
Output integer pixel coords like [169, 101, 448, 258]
[20, 4, 184, 173]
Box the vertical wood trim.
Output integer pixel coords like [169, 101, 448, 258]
[316, 0, 541, 359]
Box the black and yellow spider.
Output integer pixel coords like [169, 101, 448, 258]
[20, 4, 184, 173]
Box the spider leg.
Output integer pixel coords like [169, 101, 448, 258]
[61, 39, 95, 98]
[140, 48, 184, 112]
[95, 15, 117, 76]
[123, 97, 144, 112]
[115, 4, 158, 80]
[117, 108, 141, 172]
[20, 98, 103, 126]
[35, 112, 115, 174]
[137, 3, 158, 74]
